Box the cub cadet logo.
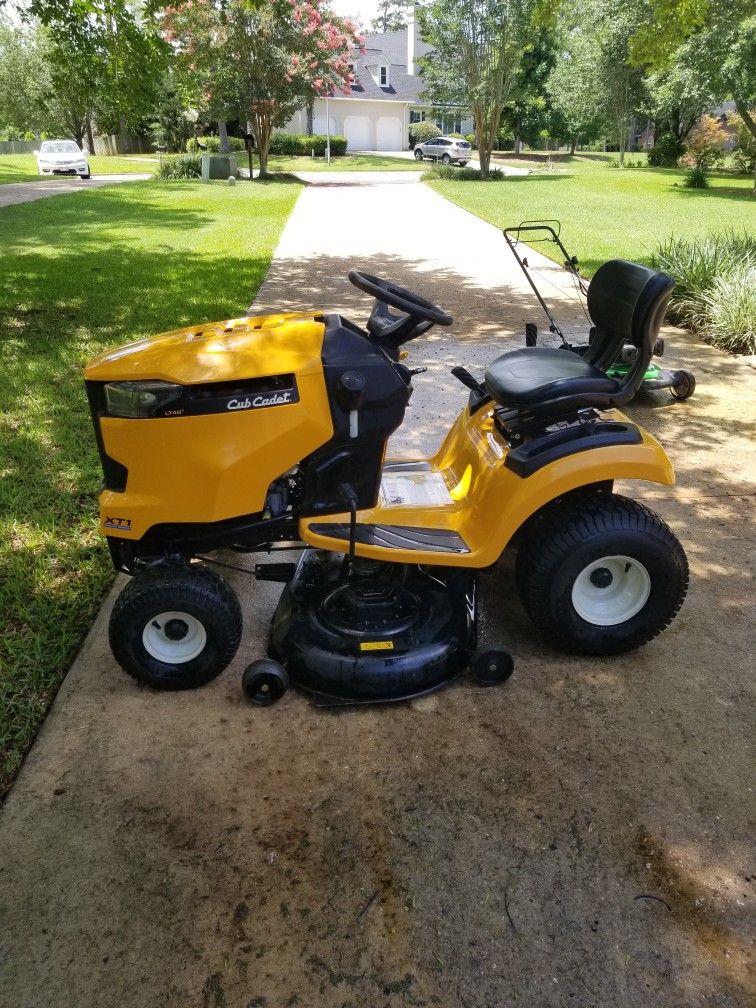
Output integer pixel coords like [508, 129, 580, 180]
[104, 516, 131, 531]
[227, 391, 292, 411]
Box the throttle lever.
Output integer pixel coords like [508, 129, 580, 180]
[451, 365, 486, 396]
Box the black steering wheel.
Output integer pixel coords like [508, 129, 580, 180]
[348, 270, 453, 327]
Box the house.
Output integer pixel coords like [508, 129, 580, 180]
[283, 7, 473, 152]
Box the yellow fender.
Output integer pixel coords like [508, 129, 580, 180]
[301, 404, 674, 568]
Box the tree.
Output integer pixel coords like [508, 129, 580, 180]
[419, 0, 549, 178]
[161, 0, 361, 177]
[25, 0, 166, 143]
[546, 27, 603, 154]
[0, 19, 50, 136]
[501, 27, 560, 152]
[370, 0, 408, 33]
[643, 42, 715, 146]
[630, 1, 756, 186]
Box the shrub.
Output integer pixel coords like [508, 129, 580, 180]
[423, 164, 506, 181]
[683, 164, 709, 188]
[648, 133, 684, 167]
[155, 153, 202, 179]
[680, 113, 728, 187]
[267, 132, 347, 156]
[465, 132, 477, 149]
[186, 135, 246, 153]
[652, 231, 756, 340]
[700, 267, 756, 355]
[730, 147, 756, 175]
[409, 120, 441, 147]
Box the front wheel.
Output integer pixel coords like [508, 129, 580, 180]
[414, 148, 424, 161]
[109, 563, 242, 689]
[516, 494, 688, 655]
[441, 153, 451, 165]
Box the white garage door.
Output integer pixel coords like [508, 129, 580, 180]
[376, 116, 403, 151]
[344, 115, 371, 151]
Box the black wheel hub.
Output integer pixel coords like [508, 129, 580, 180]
[162, 618, 189, 641]
[590, 567, 613, 588]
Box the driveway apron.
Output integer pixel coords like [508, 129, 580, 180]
[0, 174, 753, 1008]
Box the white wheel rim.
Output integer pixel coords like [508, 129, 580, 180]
[571, 555, 651, 627]
[142, 611, 207, 664]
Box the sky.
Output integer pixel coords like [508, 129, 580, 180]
[328, 0, 381, 30]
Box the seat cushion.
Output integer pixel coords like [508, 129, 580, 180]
[484, 347, 619, 407]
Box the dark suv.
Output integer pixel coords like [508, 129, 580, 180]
[413, 136, 471, 166]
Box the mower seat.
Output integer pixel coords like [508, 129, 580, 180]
[485, 258, 674, 415]
[484, 346, 618, 407]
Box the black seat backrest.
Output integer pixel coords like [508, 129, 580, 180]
[585, 259, 674, 403]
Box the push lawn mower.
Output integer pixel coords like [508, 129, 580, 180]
[85, 262, 689, 707]
[504, 221, 696, 402]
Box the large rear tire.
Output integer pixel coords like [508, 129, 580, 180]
[109, 563, 242, 689]
[516, 494, 688, 655]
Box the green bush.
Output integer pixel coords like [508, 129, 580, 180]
[155, 153, 202, 179]
[648, 133, 683, 167]
[700, 267, 756, 354]
[423, 164, 506, 181]
[409, 120, 441, 147]
[730, 147, 756, 175]
[683, 164, 709, 188]
[465, 133, 477, 149]
[186, 135, 246, 153]
[652, 232, 756, 351]
[267, 132, 347, 156]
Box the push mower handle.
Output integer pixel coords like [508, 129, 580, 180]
[348, 270, 453, 328]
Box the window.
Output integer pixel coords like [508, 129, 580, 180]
[410, 110, 423, 124]
[379, 65, 389, 86]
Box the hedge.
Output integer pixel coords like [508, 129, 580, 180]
[268, 132, 348, 156]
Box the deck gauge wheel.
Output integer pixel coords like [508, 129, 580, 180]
[470, 647, 515, 686]
[242, 659, 289, 706]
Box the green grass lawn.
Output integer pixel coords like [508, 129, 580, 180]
[0, 153, 158, 184]
[237, 152, 420, 173]
[0, 178, 301, 799]
[429, 153, 755, 274]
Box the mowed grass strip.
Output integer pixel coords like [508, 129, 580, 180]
[429, 153, 755, 274]
[237, 152, 421, 173]
[0, 152, 158, 184]
[0, 178, 301, 798]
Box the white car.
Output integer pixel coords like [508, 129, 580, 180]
[36, 140, 91, 179]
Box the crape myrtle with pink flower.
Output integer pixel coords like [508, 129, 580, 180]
[160, 0, 365, 175]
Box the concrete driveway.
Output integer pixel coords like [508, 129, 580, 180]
[0, 172, 151, 208]
[0, 174, 753, 1008]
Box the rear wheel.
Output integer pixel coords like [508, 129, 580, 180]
[441, 153, 451, 165]
[414, 148, 424, 161]
[458, 161, 468, 167]
[516, 494, 688, 655]
[109, 563, 242, 689]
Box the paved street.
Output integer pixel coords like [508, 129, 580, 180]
[1, 174, 753, 1008]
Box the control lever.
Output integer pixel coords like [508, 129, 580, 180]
[409, 367, 427, 376]
[451, 365, 486, 396]
[339, 483, 359, 569]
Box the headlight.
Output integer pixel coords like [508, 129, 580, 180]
[104, 380, 182, 418]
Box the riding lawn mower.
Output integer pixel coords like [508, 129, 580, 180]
[85, 260, 689, 706]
